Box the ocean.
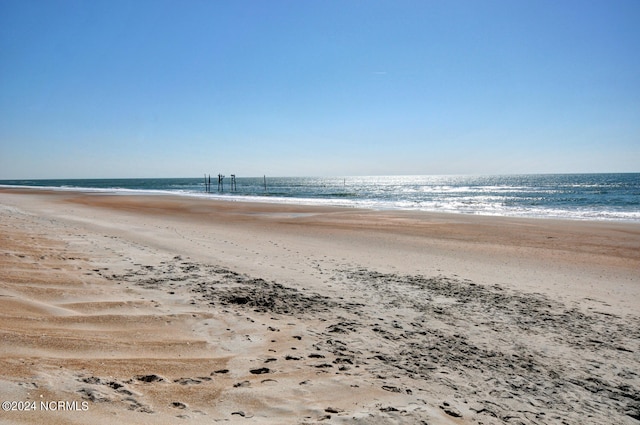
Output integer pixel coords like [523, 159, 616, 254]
[1, 174, 639, 222]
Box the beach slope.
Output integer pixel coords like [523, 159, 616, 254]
[1, 189, 639, 424]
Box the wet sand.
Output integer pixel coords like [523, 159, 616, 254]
[1, 188, 639, 424]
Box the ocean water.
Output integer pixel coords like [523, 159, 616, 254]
[1, 174, 639, 222]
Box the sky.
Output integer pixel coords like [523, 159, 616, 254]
[1, 0, 639, 179]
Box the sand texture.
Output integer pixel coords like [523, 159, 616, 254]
[1, 189, 639, 424]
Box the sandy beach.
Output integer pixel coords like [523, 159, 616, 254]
[0, 188, 639, 425]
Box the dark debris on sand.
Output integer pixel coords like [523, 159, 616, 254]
[104, 259, 640, 425]
[336, 268, 640, 425]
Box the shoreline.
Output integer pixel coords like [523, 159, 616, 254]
[1, 188, 639, 424]
[2, 182, 639, 223]
[3, 187, 638, 266]
[3, 184, 640, 223]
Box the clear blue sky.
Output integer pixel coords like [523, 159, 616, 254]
[1, 0, 639, 178]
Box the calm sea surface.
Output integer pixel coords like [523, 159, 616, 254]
[1, 174, 639, 221]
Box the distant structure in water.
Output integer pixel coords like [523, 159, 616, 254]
[204, 173, 239, 193]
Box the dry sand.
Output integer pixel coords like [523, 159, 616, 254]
[0, 188, 639, 424]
